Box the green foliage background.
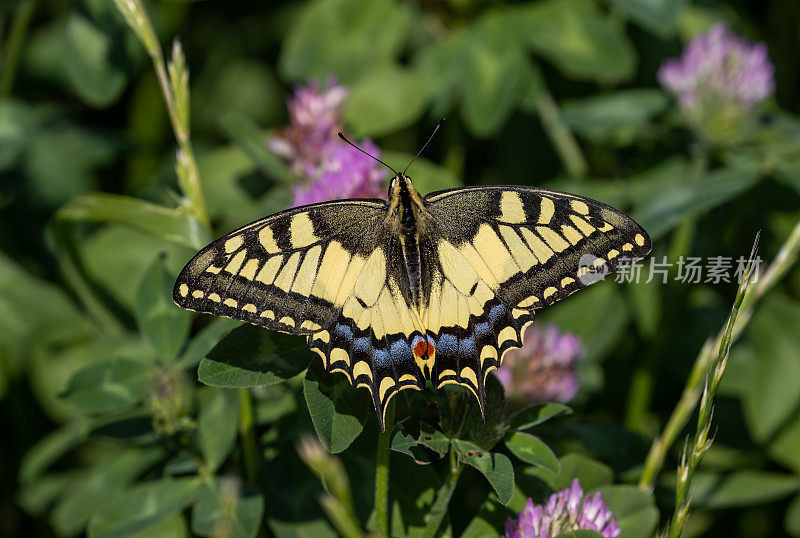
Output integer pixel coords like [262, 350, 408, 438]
[2, 0, 800, 536]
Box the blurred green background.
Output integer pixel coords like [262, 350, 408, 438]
[2, 0, 800, 536]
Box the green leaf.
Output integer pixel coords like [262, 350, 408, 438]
[56, 193, 210, 249]
[177, 318, 241, 369]
[193, 58, 283, 133]
[78, 225, 192, 315]
[280, 0, 409, 83]
[416, 424, 451, 458]
[560, 89, 668, 144]
[136, 256, 192, 361]
[508, 403, 572, 431]
[767, 407, 800, 473]
[739, 296, 800, 442]
[461, 10, 529, 138]
[126, 513, 187, 538]
[303, 359, 370, 453]
[29, 335, 152, 422]
[526, 453, 613, 491]
[700, 471, 800, 509]
[453, 440, 515, 505]
[191, 480, 264, 538]
[594, 485, 658, 538]
[24, 126, 115, 206]
[504, 432, 559, 472]
[345, 65, 430, 138]
[609, 0, 684, 36]
[0, 250, 92, 350]
[19, 421, 91, 484]
[218, 111, 290, 183]
[63, 12, 127, 107]
[520, 0, 636, 83]
[414, 29, 471, 118]
[51, 448, 164, 537]
[196, 145, 264, 228]
[0, 98, 36, 168]
[198, 325, 312, 388]
[556, 531, 605, 538]
[633, 165, 761, 240]
[785, 494, 800, 536]
[197, 387, 240, 471]
[61, 358, 147, 413]
[88, 477, 201, 538]
[18, 472, 80, 517]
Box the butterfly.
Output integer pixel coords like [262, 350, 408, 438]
[173, 129, 651, 430]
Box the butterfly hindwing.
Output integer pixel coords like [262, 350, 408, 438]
[424, 185, 652, 310]
[173, 200, 388, 335]
[307, 255, 427, 430]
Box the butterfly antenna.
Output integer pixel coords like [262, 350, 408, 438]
[337, 132, 398, 175]
[403, 118, 445, 175]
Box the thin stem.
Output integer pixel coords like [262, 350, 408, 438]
[639, 217, 800, 492]
[0, 0, 35, 96]
[239, 388, 260, 485]
[374, 401, 395, 537]
[422, 446, 464, 538]
[113, 0, 209, 229]
[534, 90, 588, 178]
[666, 234, 760, 538]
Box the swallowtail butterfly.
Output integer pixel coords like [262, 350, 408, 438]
[173, 128, 651, 430]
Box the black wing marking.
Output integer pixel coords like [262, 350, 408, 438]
[173, 199, 387, 335]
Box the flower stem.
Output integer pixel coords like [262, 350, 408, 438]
[112, 0, 210, 230]
[239, 388, 260, 485]
[374, 401, 394, 537]
[534, 90, 588, 179]
[639, 217, 800, 492]
[422, 445, 463, 538]
[0, 0, 35, 96]
[666, 234, 760, 537]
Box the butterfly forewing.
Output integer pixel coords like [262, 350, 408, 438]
[173, 200, 388, 335]
[424, 185, 652, 310]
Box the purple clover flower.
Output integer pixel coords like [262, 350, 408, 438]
[292, 139, 386, 206]
[494, 325, 582, 404]
[658, 23, 774, 112]
[268, 78, 387, 206]
[505, 479, 620, 538]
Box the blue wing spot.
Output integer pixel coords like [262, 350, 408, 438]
[335, 323, 353, 342]
[352, 336, 371, 353]
[372, 347, 390, 368]
[458, 334, 476, 357]
[437, 333, 458, 356]
[488, 303, 506, 325]
[474, 321, 491, 340]
[390, 339, 413, 362]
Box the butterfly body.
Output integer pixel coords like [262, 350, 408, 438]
[174, 175, 651, 429]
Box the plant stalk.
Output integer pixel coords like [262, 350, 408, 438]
[0, 0, 35, 96]
[639, 217, 800, 492]
[239, 388, 260, 486]
[374, 401, 395, 537]
[534, 90, 588, 179]
[666, 234, 759, 537]
[422, 446, 464, 538]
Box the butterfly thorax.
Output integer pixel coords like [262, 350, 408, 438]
[388, 174, 427, 308]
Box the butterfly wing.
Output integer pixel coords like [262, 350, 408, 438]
[306, 234, 428, 430]
[174, 199, 428, 429]
[173, 199, 389, 334]
[421, 185, 651, 411]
